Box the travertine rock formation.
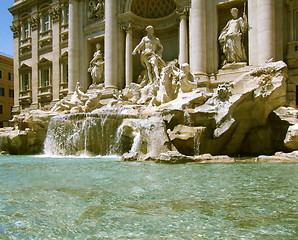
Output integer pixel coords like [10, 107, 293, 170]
[0, 61, 297, 160]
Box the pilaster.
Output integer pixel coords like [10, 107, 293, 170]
[50, 5, 61, 101]
[31, 14, 39, 108]
[10, 24, 20, 111]
[68, 0, 80, 93]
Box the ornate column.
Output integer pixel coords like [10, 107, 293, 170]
[118, 26, 125, 89]
[49, 6, 61, 102]
[123, 24, 133, 87]
[10, 24, 20, 112]
[29, 15, 39, 108]
[104, 0, 118, 89]
[177, 8, 189, 66]
[257, 0, 275, 63]
[289, 3, 294, 42]
[189, 0, 207, 81]
[68, 0, 80, 93]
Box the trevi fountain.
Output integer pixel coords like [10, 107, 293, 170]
[0, 1, 297, 238]
[1, 23, 297, 163]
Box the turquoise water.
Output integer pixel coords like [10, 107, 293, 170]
[0, 155, 297, 239]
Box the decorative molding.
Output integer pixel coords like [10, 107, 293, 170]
[121, 23, 134, 32]
[88, 0, 105, 20]
[28, 15, 39, 31]
[49, 7, 61, 23]
[131, 0, 176, 19]
[10, 25, 20, 39]
[176, 7, 189, 17]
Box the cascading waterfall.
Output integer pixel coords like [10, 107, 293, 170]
[193, 131, 200, 156]
[44, 111, 135, 156]
[130, 132, 141, 153]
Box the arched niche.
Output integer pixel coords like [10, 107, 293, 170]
[124, 0, 179, 82]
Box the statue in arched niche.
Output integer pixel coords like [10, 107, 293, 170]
[133, 25, 165, 84]
[218, 6, 248, 67]
[88, 43, 104, 85]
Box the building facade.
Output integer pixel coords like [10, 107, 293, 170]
[0, 54, 14, 127]
[8, 0, 297, 113]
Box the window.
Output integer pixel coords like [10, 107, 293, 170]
[0, 70, 2, 79]
[9, 89, 14, 98]
[44, 14, 50, 31]
[42, 69, 50, 87]
[24, 22, 29, 39]
[8, 72, 14, 81]
[0, 105, 3, 114]
[22, 73, 30, 91]
[0, 88, 5, 97]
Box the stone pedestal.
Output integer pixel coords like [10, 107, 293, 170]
[211, 66, 252, 89]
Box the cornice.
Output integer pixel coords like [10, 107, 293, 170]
[118, 11, 179, 32]
[9, 0, 35, 15]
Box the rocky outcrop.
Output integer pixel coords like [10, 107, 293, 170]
[187, 61, 288, 156]
[168, 125, 206, 155]
[1, 61, 295, 159]
[271, 107, 298, 151]
[0, 110, 53, 154]
[118, 117, 172, 159]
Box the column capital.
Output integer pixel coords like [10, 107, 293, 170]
[121, 23, 134, 32]
[28, 15, 39, 31]
[49, 6, 61, 23]
[287, 0, 295, 11]
[176, 7, 189, 17]
[10, 24, 20, 38]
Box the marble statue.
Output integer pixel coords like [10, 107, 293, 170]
[152, 62, 198, 105]
[82, 91, 103, 112]
[177, 63, 197, 93]
[88, 0, 104, 20]
[51, 82, 89, 112]
[218, 7, 248, 66]
[133, 25, 165, 84]
[155, 65, 180, 105]
[88, 43, 104, 85]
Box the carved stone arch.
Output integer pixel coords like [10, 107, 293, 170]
[39, 3, 50, 11]
[19, 12, 30, 19]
